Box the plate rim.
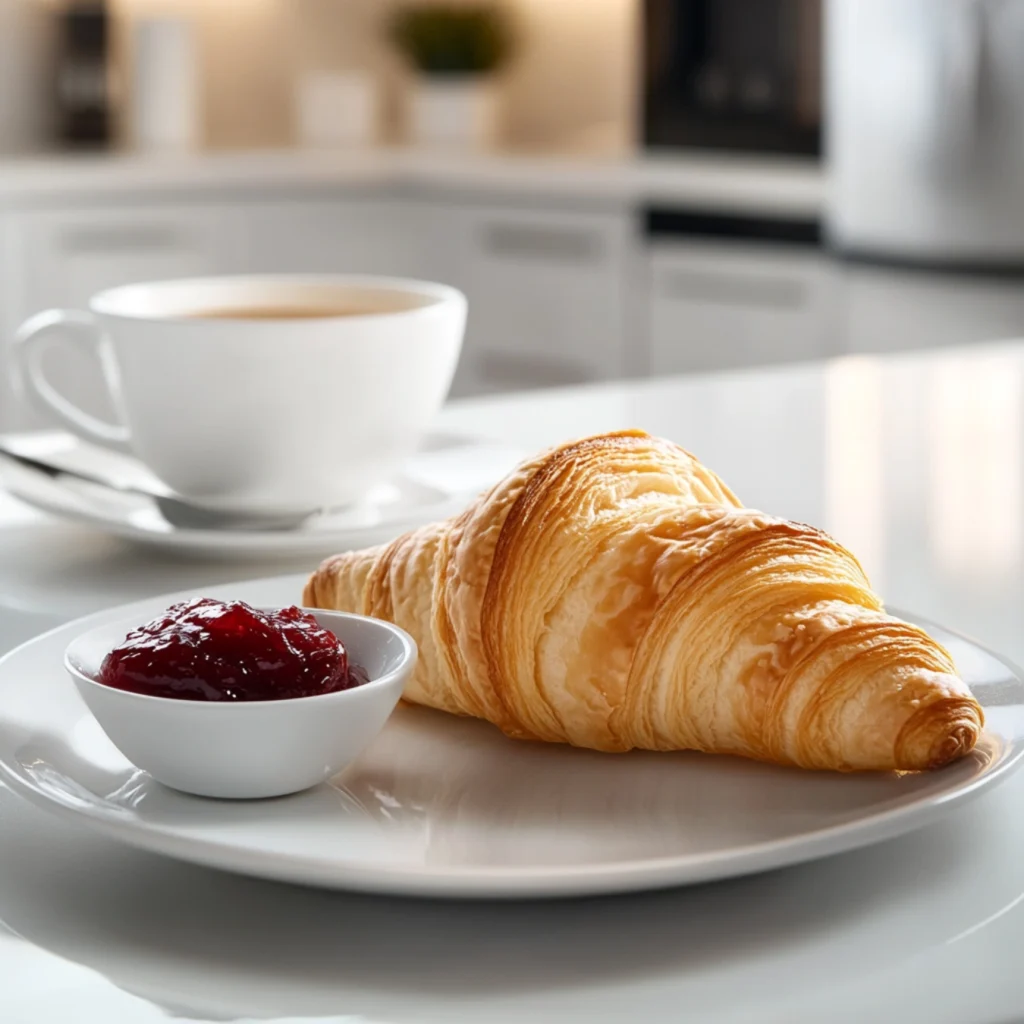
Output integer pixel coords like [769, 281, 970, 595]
[1, 575, 1022, 899]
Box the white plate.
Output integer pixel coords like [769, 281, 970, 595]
[0, 573, 1022, 899]
[0, 431, 524, 560]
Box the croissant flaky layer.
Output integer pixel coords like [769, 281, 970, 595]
[305, 430, 983, 771]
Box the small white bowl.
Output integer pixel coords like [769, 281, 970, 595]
[64, 608, 416, 800]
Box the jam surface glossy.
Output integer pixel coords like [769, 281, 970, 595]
[98, 597, 368, 701]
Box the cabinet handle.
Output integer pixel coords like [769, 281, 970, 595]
[660, 268, 806, 309]
[481, 223, 603, 264]
[59, 225, 188, 254]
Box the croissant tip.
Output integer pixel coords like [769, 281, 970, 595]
[895, 697, 984, 771]
[925, 722, 982, 770]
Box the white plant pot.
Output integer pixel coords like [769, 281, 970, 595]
[408, 77, 499, 150]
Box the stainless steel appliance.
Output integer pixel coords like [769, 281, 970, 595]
[827, 0, 1024, 267]
[643, 0, 823, 156]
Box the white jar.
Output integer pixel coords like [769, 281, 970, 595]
[131, 16, 199, 152]
[0, 0, 53, 154]
[407, 76, 499, 150]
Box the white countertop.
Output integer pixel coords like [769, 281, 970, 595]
[0, 146, 825, 215]
[0, 341, 1022, 1023]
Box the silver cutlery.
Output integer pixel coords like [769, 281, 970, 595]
[0, 445, 315, 532]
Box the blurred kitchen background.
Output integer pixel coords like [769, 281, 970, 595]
[1, 0, 1023, 429]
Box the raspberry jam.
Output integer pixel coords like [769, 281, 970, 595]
[98, 598, 369, 702]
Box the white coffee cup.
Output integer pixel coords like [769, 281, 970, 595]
[11, 275, 466, 515]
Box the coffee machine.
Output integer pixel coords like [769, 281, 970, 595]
[54, 0, 112, 147]
[643, 0, 823, 156]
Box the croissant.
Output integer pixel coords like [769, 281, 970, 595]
[305, 430, 983, 772]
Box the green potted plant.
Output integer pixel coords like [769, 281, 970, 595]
[390, 3, 515, 150]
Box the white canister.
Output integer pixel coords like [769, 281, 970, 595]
[0, 0, 53, 154]
[295, 70, 378, 149]
[408, 77, 499, 150]
[131, 16, 199, 152]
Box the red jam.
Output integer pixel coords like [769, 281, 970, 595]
[98, 597, 368, 702]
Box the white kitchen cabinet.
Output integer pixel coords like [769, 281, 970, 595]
[435, 201, 636, 397]
[0, 192, 460, 431]
[10, 202, 239, 312]
[2, 201, 242, 430]
[838, 264, 1024, 355]
[11, 167, 1021, 436]
[647, 240, 838, 375]
[235, 195, 427, 278]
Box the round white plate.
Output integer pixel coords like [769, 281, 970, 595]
[0, 431, 524, 560]
[0, 573, 1022, 899]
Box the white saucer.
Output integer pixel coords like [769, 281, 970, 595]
[0, 574, 1021, 899]
[0, 431, 525, 560]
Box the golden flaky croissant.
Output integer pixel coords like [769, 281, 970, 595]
[305, 430, 983, 772]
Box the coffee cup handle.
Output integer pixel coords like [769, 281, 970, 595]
[12, 309, 132, 453]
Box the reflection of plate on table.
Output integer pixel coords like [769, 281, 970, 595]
[0, 574, 1021, 899]
[0, 431, 525, 560]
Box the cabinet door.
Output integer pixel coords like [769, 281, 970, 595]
[442, 203, 634, 397]
[236, 196, 425, 278]
[13, 202, 236, 310]
[5, 202, 237, 430]
[839, 264, 1024, 355]
[648, 241, 837, 375]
